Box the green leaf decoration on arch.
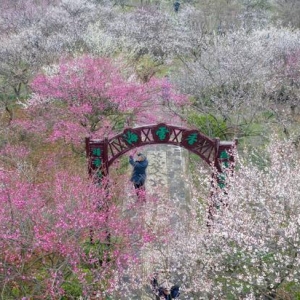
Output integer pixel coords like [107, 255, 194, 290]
[155, 126, 169, 140]
[92, 148, 102, 157]
[92, 158, 102, 168]
[220, 150, 229, 159]
[186, 132, 198, 145]
[123, 130, 139, 145]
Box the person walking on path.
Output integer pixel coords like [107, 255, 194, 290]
[129, 152, 148, 198]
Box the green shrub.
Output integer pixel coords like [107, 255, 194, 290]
[188, 113, 227, 139]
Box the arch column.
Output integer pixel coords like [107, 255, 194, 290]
[85, 137, 109, 184]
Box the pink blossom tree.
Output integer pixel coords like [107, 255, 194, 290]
[26, 55, 187, 145]
[0, 154, 158, 298]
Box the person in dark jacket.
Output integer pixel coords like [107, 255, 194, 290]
[129, 153, 148, 196]
[159, 286, 180, 299]
[150, 273, 180, 299]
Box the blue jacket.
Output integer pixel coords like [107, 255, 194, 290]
[129, 157, 148, 185]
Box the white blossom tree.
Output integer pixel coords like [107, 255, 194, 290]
[171, 26, 300, 141]
[0, 0, 100, 124]
[112, 137, 300, 299]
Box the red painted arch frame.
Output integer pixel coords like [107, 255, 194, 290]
[85, 123, 237, 182]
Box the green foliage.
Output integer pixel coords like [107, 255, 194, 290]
[61, 277, 83, 299]
[134, 54, 166, 82]
[82, 239, 111, 268]
[245, 0, 273, 10]
[118, 155, 131, 174]
[261, 110, 275, 120]
[188, 112, 227, 139]
[11, 286, 21, 298]
[111, 114, 127, 131]
[280, 282, 300, 300]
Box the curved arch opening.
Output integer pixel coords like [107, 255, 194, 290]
[86, 123, 236, 182]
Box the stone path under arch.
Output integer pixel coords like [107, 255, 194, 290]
[120, 105, 192, 299]
[124, 144, 190, 300]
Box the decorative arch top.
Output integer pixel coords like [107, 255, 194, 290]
[86, 123, 237, 182]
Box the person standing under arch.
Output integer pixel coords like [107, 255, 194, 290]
[129, 153, 148, 199]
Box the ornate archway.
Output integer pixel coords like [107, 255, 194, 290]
[85, 123, 237, 186]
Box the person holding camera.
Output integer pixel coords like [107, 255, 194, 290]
[129, 152, 148, 198]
